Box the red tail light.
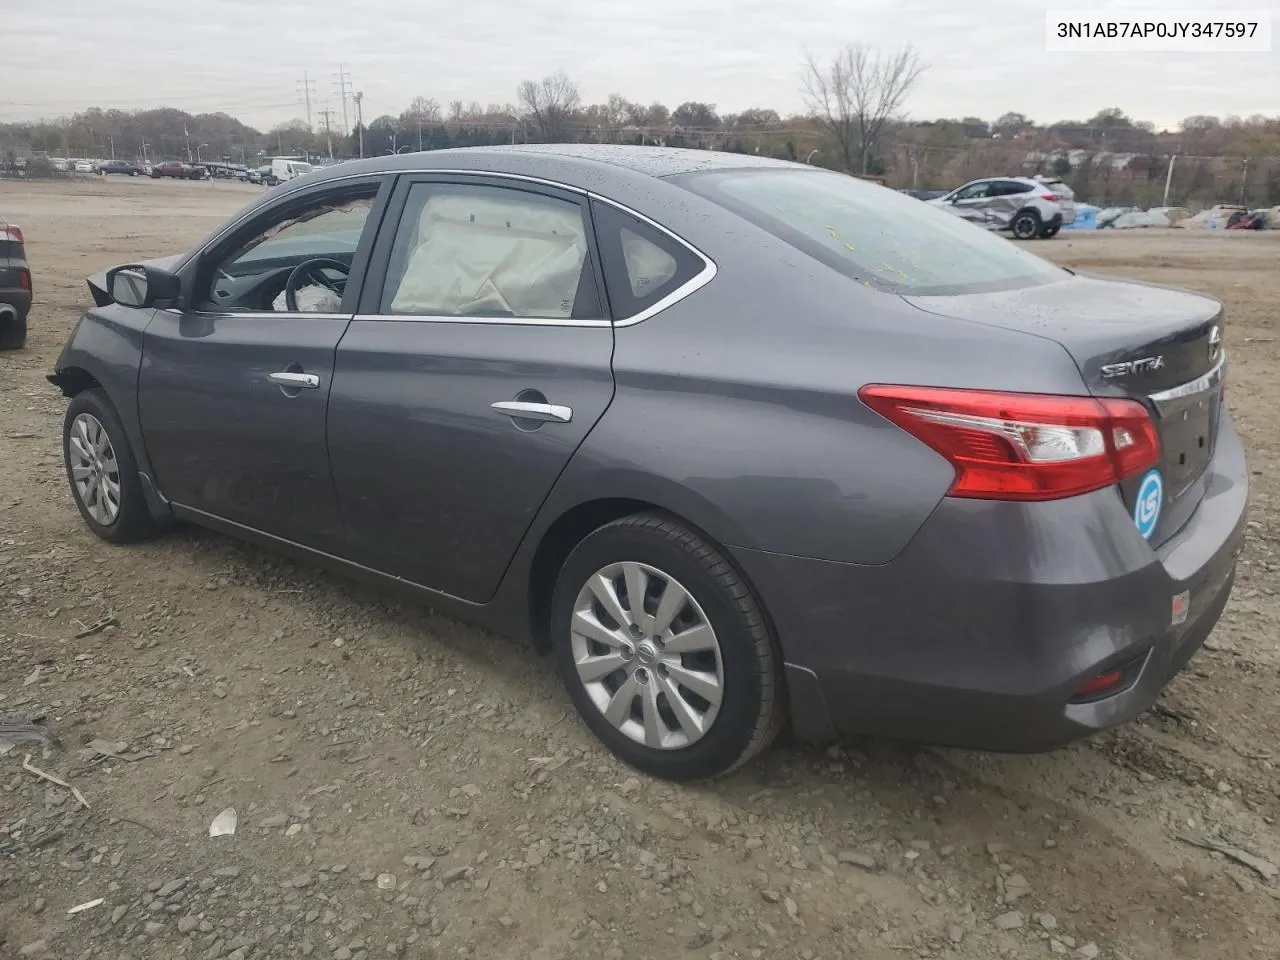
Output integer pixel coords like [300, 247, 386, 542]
[858, 385, 1160, 501]
[1, 224, 23, 243]
[1041, 193, 1060, 202]
[18, 269, 31, 292]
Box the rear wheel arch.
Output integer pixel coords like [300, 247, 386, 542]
[526, 497, 779, 657]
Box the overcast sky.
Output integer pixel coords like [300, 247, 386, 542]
[3, 0, 1277, 131]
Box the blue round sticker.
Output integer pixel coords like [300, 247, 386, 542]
[1133, 469, 1163, 540]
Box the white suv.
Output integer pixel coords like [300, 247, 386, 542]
[929, 176, 1075, 239]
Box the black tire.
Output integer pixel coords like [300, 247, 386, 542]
[1011, 209, 1042, 240]
[1039, 224, 1061, 239]
[0, 311, 26, 350]
[62, 389, 156, 544]
[550, 513, 784, 781]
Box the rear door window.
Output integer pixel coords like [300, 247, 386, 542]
[377, 181, 603, 320]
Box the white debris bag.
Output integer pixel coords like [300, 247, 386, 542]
[209, 807, 238, 837]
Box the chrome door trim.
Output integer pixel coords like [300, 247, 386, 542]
[268, 371, 321, 389]
[490, 400, 573, 423]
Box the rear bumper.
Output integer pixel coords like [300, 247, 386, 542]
[0, 288, 32, 322]
[735, 413, 1248, 752]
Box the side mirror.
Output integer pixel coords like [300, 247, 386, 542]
[105, 264, 181, 309]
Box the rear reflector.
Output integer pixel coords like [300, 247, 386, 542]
[1074, 670, 1124, 698]
[858, 384, 1161, 501]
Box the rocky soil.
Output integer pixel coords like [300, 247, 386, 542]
[2, 178, 1278, 960]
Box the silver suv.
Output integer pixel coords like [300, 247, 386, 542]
[930, 176, 1075, 239]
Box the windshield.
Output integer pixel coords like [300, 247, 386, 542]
[291, 162, 314, 174]
[675, 168, 1065, 295]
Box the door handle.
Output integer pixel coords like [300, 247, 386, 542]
[268, 371, 320, 389]
[490, 400, 573, 423]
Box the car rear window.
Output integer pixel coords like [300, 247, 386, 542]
[674, 168, 1064, 295]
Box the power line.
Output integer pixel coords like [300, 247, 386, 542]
[297, 71, 316, 132]
[317, 106, 336, 159]
[334, 64, 353, 137]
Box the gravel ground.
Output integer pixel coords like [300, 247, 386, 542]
[2, 178, 1278, 960]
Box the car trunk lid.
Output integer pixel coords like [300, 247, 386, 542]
[903, 273, 1225, 546]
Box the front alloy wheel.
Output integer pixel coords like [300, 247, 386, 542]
[62, 388, 157, 543]
[552, 513, 784, 781]
[68, 413, 122, 525]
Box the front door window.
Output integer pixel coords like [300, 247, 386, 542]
[202, 187, 378, 313]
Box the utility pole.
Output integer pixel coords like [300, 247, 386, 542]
[319, 107, 335, 159]
[354, 91, 365, 158]
[184, 124, 192, 162]
[1240, 157, 1250, 206]
[297, 71, 316, 132]
[1162, 154, 1178, 207]
[334, 64, 353, 137]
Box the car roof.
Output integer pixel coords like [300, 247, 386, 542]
[299, 144, 799, 192]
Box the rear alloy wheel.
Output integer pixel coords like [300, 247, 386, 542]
[62, 389, 156, 544]
[1011, 210, 1042, 240]
[551, 514, 783, 781]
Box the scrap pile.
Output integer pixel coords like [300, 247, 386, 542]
[1067, 202, 1280, 231]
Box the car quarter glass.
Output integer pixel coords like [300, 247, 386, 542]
[588, 199, 707, 322]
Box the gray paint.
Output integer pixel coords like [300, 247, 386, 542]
[49, 145, 1248, 753]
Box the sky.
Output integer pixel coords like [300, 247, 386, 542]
[2, 0, 1277, 132]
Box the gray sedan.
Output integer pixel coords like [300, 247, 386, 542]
[49, 145, 1246, 781]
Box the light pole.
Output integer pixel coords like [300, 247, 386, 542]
[1162, 154, 1178, 207]
[354, 91, 365, 158]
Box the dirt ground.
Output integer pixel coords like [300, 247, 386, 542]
[2, 177, 1278, 960]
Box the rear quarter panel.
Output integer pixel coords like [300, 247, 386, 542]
[535, 185, 1093, 565]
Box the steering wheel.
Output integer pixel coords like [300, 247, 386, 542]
[283, 258, 350, 312]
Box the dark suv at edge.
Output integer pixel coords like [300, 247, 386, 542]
[0, 215, 31, 350]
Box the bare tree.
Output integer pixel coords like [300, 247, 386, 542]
[401, 97, 442, 126]
[517, 70, 582, 142]
[802, 44, 925, 174]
